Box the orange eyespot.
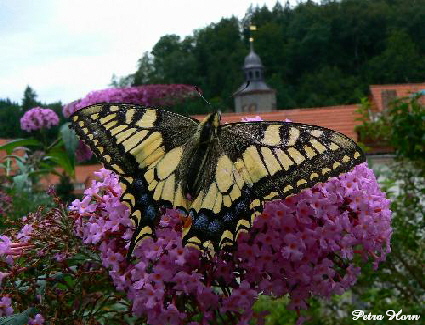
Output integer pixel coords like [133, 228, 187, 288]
[179, 213, 193, 229]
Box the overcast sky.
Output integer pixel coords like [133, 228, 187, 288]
[0, 0, 302, 105]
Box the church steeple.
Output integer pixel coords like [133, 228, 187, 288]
[234, 28, 277, 112]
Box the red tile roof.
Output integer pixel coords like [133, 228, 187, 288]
[369, 83, 425, 111]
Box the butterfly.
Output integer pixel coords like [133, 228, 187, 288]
[70, 103, 365, 258]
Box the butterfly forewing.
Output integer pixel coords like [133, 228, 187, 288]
[71, 104, 198, 255]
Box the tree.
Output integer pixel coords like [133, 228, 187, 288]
[0, 98, 23, 138]
[366, 29, 425, 84]
[22, 86, 39, 112]
[193, 17, 246, 108]
[296, 66, 363, 107]
[109, 73, 134, 88]
[133, 51, 155, 85]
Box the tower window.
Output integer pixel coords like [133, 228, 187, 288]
[249, 71, 253, 79]
[255, 71, 260, 79]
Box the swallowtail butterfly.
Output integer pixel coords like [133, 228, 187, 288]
[71, 104, 365, 258]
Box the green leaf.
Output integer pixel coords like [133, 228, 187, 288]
[28, 169, 52, 178]
[0, 139, 42, 155]
[45, 147, 75, 179]
[60, 123, 79, 163]
[0, 307, 36, 325]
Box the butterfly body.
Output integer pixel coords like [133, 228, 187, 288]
[184, 111, 221, 197]
[70, 103, 365, 258]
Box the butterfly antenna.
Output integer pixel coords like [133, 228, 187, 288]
[231, 81, 251, 98]
[194, 86, 211, 106]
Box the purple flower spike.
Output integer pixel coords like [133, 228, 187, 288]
[63, 85, 197, 117]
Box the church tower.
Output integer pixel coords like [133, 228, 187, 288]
[234, 35, 277, 112]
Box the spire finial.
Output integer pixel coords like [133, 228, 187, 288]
[249, 38, 254, 52]
[249, 25, 256, 52]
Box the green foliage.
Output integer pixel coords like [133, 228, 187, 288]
[0, 139, 43, 155]
[109, 73, 134, 88]
[387, 95, 425, 167]
[253, 296, 298, 324]
[133, 52, 154, 86]
[356, 94, 425, 169]
[6, 191, 54, 222]
[296, 66, 362, 107]
[354, 97, 391, 150]
[366, 29, 425, 84]
[131, 17, 245, 113]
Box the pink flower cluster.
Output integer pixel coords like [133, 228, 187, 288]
[0, 296, 13, 316]
[20, 107, 59, 132]
[63, 85, 197, 117]
[241, 117, 292, 123]
[0, 235, 14, 266]
[70, 163, 391, 324]
[29, 313, 45, 324]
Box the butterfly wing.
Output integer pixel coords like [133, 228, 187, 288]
[182, 121, 365, 251]
[70, 103, 198, 255]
